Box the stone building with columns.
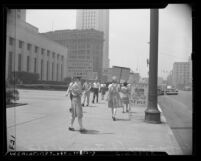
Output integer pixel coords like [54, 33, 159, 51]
[6, 9, 68, 82]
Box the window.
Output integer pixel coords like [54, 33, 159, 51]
[27, 56, 30, 72]
[52, 62, 54, 80]
[19, 40, 23, 48]
[41, 60, 43, 80]
[35, 46, 38, 53]
[47, 50, 50, 57]
[18, 54, 22, 72]
[9, 37, 14, 46]
[41, 48, 45, 55]
[52, 52, 55, 59]
[61, 64, 63, 80]
[8, 52, 13, 76]
[34, 58, 37, 73]
[57, 64, 59, 81]
[47, 61, 49, 81]
[27, 43, 32, 51]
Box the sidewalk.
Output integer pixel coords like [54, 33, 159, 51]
[63, 101, 183, 154]
[7, 90, 183, 154]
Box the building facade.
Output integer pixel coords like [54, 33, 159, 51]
[128, 72, 140, 84]
[167, 71, 173, 86]
[6, 9, 68, 82]
[76, 9, 110, 69]
[172, 61, 192, 89]
[42, 29, 104, 80]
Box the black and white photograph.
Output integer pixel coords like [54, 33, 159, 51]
[5, 4, 192, 156]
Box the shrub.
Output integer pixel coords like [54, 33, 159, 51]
[6, 88, 19, 104]
[35, 80, 66, 85]
[11, 71, 39, 84]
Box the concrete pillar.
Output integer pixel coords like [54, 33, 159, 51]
[145, 9, 161, 124]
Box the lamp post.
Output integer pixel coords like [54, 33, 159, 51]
[145, 9, 161, 123]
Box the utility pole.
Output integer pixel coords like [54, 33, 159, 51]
[145, 9, 161, 123]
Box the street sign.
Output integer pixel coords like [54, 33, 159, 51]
[108, 66, 130, 82]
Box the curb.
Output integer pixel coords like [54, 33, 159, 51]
[157, 104, 183, 155]
[157, 104, 167, 123]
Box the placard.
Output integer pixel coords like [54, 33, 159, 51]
[130, 83, 148, 107]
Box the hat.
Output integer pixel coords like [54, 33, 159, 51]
[74, 76, 81, 80]
[112, 76, 117, 83]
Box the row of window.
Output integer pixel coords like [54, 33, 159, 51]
[69, 55, 91, 59]
[8, 52, 63, 81]
[68, 63, 92, 67]
[9, 37, 65, 61]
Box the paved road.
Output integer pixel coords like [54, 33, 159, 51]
[158, 90, 192, 155]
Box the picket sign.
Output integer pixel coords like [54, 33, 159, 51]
[129, 83, 148, 107]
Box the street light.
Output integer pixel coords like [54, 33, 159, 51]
[144, 9, 161, 124]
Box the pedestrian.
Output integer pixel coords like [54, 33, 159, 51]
[92, 79, 100, 103]
[107, 76, 123, 121]
[68, 77, 86, 132]
[120, 82, 131, 113]
[82, 80, 91, 107]
[100, 83, 107, 100]
[65, 77, 75, 101]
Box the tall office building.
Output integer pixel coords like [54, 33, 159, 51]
[76, 9, 110, 69]
[172, 61, 192, 89]
[42, 29, 104, 80]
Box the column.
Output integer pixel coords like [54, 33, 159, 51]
[144, 9, 161, 124]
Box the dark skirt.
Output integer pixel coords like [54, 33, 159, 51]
[121, 97, 129, 105]
[108, 94, 123, 108]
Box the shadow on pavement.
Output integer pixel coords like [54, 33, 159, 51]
[115, 118, 130, 121]
[79, 129, 114, 135]
[6, 103, 28, 108]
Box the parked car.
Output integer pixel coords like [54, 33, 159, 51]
[157, 88, 164, 95]
[166, 88, 178, 95]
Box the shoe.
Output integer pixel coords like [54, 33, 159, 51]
[82, 103, 84, 107]
[86, 104, 89, 106]
[80, 128, 87, 133]
[112, 116, 116, 121]
[68, 127, 75, 131]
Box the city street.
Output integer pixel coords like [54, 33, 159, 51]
[6, 89, 182, 154]
[158, 90, 192, 154]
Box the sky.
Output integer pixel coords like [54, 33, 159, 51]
[26, 4, 192, 79]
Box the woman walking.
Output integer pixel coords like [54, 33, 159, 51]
[65, 77, 75, 101]
[67, 77, 86, 132]
[120, 82, 131, 113]
[107, 76, 122, 121]
[82, 80, 91, 107]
